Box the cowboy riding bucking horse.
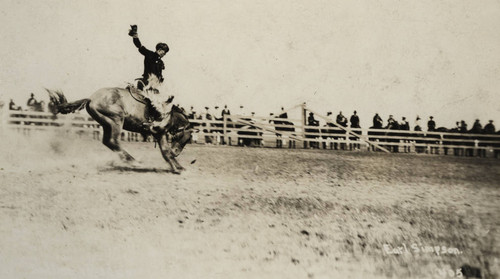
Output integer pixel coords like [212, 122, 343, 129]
[128, 24, 173, 132]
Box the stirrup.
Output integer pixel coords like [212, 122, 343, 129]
[143, 122, 160, 133]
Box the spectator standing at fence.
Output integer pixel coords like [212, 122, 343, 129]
[213, 106, 222, 121]
[26, 93, 37, 109]
[427, 116, 436, 132]
[400, 117, 410, 130]
[307, 112, 320, 148]
[336, 111, 347, 127]
[203, 107, 213, 121]
[308, 112, 319, 126]
[221, 105, 231, 118]
[459, 120, 468, 133]
[187, 106, 196, 119]
[386, 115, 397, 129]
[9, 99, 20, 110]
[483, 120, 496, 134]
[470, 119, 482, 134]
[414, 116, 422, 131]
[372, 113, 383, 129]
[350, 111, 360, 128]
[278, 107, 288, 119]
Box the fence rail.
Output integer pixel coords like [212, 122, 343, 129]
[2, 108, 499, 158]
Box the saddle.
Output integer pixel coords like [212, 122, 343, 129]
[126, 84, 163, 121]
[126, 84, 146, 102]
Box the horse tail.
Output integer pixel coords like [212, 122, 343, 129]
[45, 88, 89, 115]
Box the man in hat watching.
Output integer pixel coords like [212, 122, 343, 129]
[372, 113, 383, 129]
[221, 105, 231, 118]
[427, 116, 436, 132]
[26, 93, 37, 109]
[470, 119, 483, 134]
[350, 110, 360, 129]
[214, 106, 222, 121]
[483, 120, 496, 134]
[414, 116, 422, 131]
[336, 111, 347, 127]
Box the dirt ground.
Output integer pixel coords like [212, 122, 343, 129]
[0, 130, 499, 279]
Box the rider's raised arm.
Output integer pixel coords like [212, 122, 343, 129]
[129, 25, 154, 56]
[133, 37, 154, 56]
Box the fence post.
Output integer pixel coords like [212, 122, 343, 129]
[301, 103, 307, 149]
[438, 133, 443, 155]
[223, 114, 227, 145]
[474, 139, 479, 157]
[346, 128, 351, 150]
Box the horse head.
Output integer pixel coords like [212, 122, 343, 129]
[166, 106, 198, 157]
[170, 126, 195, 157]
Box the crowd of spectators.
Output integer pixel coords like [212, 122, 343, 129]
[7, 93, 48, 112]
[5, 95, 499, 136]
[293, 109, 498, 135]
[172, 103, 500, 136]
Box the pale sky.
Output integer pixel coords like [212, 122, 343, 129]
[1, 0, 499, 128]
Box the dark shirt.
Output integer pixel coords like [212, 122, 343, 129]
[470, 122, 482, 134]
[9, 101, 17, 110]
[205, 112, 213, 121]
[133, 38, 165, 82]
[373, 115, 383, 129]
[427, 120, 436, 131]
[387, 117, 398, 129]
[350, 115, 360, 128]
[400, 121, 410, 130]
[308, 115, 319, 126]
[484, 123, 496, 134]
[222, 109, 231, 116]
[336, 114, 347, 127]
[459, 123, 468, 133]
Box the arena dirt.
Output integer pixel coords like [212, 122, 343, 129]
[0, 131, 499, 278]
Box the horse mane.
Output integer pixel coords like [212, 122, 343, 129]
[168, 105, 191, 131]
[172, 105, 190, 119]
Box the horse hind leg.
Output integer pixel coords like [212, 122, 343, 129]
[107, 122, 135, 162]
[87, 105, 135, 163]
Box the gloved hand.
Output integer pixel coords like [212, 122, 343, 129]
[128, 25, 138, 37]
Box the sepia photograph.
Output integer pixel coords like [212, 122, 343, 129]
[0, 0, 499, 278]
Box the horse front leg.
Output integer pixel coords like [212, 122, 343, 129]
[157, 134, 182, 174]
[171, 157, 185, 171]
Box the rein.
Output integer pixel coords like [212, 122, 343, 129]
[126, 84, 147, 105]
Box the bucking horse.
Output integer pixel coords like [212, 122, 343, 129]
[46, 87, 195, 174]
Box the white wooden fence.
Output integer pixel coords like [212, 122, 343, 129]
[2, 108, 500, 157]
